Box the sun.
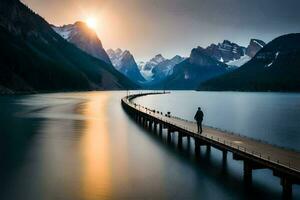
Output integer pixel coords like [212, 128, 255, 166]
[86, 18, 97, 29]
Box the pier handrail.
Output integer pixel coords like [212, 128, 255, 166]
[121, 91, 300, 199]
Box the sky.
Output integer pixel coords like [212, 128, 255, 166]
[21, 0, 300, 61]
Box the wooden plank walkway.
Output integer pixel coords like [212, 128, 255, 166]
[121, 92, 300, 199]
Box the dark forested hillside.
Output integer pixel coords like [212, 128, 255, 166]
[0, 0, 137, 93]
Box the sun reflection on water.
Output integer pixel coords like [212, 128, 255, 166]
[79, 92, 112, 199]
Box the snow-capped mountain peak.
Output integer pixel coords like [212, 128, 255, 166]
[115, 48, 123, 56]
[205, 40, 246, 64]
[122, 50, 132, 58]
[107, 49, 123, 69]
[52, 21, 111, 64]
[106, 49, 145, 82]
[204, 38, 265, 67]
[150, 54, 166, 64]
[139, 54, 185, 81]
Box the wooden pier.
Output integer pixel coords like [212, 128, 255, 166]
[121, 92, 300, 199]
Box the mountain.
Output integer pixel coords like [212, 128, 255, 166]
[107, 49, 145, 83]
[154, 47, 228, 89]
[143, 54, 166, 71]
[246, 39, 266, 57]
[204, 39, 265, 67]
[0, 0, 136, 94]
[226, 55, 251, 67]
[205, 40, 246, 63]
[107, 48, 123, 68]
[139, 54, 166, 79]
[141, 39, 264, 86]
[52, 22, 111, 64]
[151, 55, 185, 81]
[139, 54, 185, 81]
[199, 33, 300, 91]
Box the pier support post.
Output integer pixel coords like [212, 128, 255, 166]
[147, 120, 150, 129]
[159, 123, 163, 136]
[281, 177, 292, 200]
[167, 128, 172, 143]
[142, 118, 145, 126]
[222, 150, 227, 163]
[194, 138, 200, 155]
[137, 115, 141, 123]
[243, 161, 253, 186]
[207, 145, 211, 152]
[178, 132, 183, 149]
[154, 122, 157, 133]
[149, 121, 153, 131]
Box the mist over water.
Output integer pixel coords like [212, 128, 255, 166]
[0, 91, 299, 200]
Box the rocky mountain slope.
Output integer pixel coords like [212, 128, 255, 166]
[151, 55, 185, 82]
[153, 47, 228, 89]
[139, 54, 185, 81]
[246, 39, 266, 57]
[107, 49, 145, 83]
[204, 39, 265, 67]
[52, 22, 111, 64]
[205, 40, 246, 63]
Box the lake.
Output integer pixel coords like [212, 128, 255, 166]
[0, 91, 299, 199]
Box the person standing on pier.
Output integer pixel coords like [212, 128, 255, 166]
[194, 107, 204, 134]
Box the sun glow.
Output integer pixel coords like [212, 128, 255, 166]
[86, 18, 97, 29]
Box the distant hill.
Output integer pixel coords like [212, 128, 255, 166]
[0, 0, 136, 94]
[107, 48, 145, 83]
[199, 33, 300, 91]
[152, 46, 228, 90]
[52, 22, 112, 65]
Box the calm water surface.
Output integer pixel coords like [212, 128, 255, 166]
[0, 91, 299, 200]
[134, 91, 300, 151]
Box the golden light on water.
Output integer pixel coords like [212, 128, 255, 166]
[80, 92, 112, 199]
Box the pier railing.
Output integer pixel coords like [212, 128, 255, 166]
[121, 92, 300, 199]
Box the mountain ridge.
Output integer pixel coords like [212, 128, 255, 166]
[107, 48, 145, 83]
[149, 46, 228, 89]
[52, 21, 112, 64]
[199, 33, 300, 91]
[139, 54, 185, 81]
[0, 0, 137, 93]
[204, 39, 265, 67]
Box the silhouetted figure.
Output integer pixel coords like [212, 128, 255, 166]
[194, 107, 204, 133]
